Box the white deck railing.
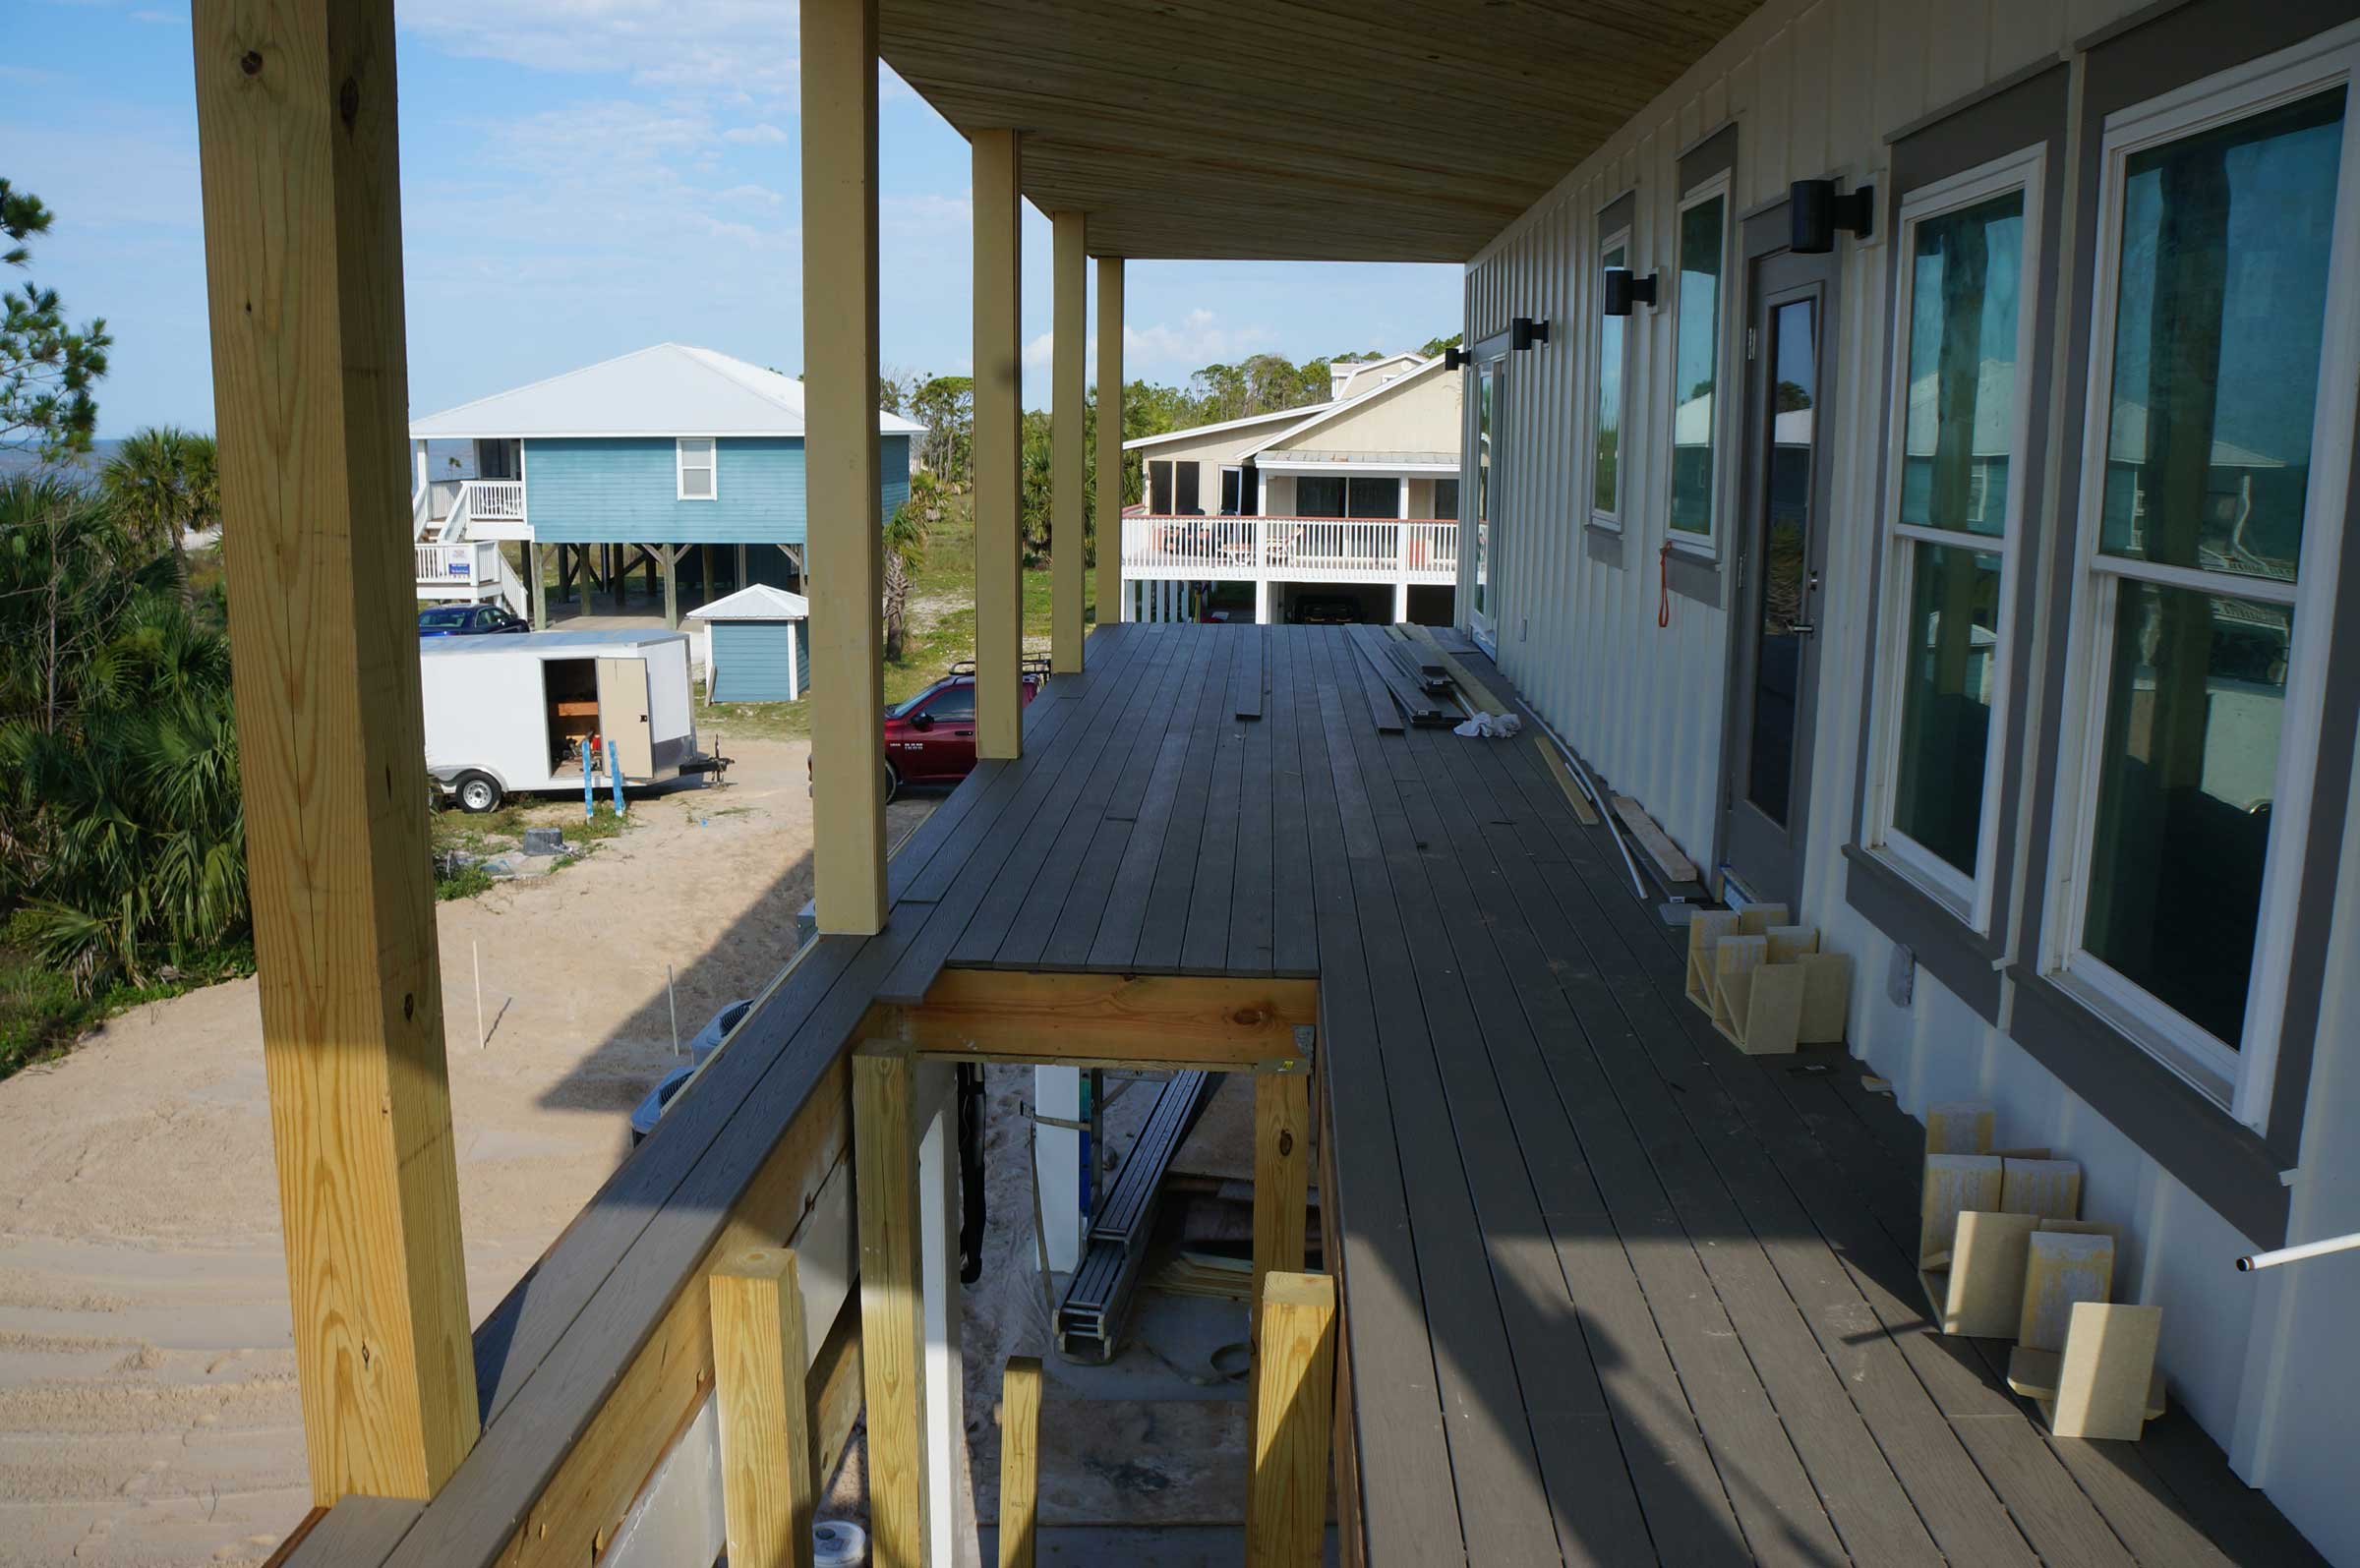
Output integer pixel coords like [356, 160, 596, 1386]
[417, 540, 500, 588]
[467, 479, 527, 522]
[1120, 514, 1457, 584]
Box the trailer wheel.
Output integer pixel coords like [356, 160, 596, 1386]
[454, 773, 503, 814]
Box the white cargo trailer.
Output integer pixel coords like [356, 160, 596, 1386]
[419, 629, 715, 811]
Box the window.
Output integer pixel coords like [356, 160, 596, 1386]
[924, 684, 975, 722]
[1175, 462, 1202, 514]
[677, 437, 717, 499]
[1865, 150, 2042, 928]
[1473, 358, 1498, 630]
[1435, 477, 1460, 521]
[1149, 460, 1174, 513]
[1669, 178, 1729, 545]
[1220, 466, 1245, 515]
[2046, 44, 2357, 1122]
[1594, 230, 1630, 524]
[1297, 476, 1346, 517]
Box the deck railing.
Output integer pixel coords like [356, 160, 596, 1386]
[1121, 513, 1457, 584]
[416, 539, 500, 588]
[467, 479, 527, 522]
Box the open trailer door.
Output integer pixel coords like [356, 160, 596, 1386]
[596, 656, 655, 778]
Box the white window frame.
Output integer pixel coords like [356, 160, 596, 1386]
[1861, 145, 2046, 932]
[1667, 170, 1733, 558]
[2039, 25, 2360, 1129]
[1592, 222, 1634, 531]
[677, 436, 718, 500]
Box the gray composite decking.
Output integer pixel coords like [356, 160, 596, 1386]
[330, 621, 2325, 1568]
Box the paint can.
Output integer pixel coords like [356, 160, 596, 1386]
[813, 1519, 867, 1567]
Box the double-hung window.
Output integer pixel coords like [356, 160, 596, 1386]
[1865, 147, 2044, 928]
[1668, 173, 1730, 549]
[2044, 34, 2360, 1122]
[677, 437, 717, 499]
[1593, 223, 1632, 527]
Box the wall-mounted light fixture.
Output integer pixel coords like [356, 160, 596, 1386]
[1602, 267, 1658, 317]
[1789, 178, 1875, 252]
[1443, 344, 1467, 370]
[1509, 317, 1550, 350]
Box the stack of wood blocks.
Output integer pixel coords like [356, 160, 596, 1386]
[1682, 902, 1852, 1054]
[1914, 1101, 2164, 1440]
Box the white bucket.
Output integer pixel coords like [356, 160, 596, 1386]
[812, 1518, 867, 1567]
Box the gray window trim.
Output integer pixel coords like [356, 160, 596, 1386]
[1591, 188, 1639, 555]
[1841, 63, 2071, 1025]
[2008, 0, 2360, 1248]
[1678, 124, 1740, 190]
[1585, 522, 1626, 569]
[1664, 129, 1739, 604]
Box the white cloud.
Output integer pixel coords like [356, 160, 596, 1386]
[397, 0, 802, 106]
[1124, 310, 1265, 373]
[1022, 330, 1056, 373]
[722, 122, 789, 145]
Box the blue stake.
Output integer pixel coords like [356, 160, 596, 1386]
[608, 738, 626, 817]
[582, 740, 596, 820]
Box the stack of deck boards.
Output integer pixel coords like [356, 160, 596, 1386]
[1915, 1101, 2165, 1440]
[1682, 903, 1851, 1053]
[1344, 624, 1458, 730]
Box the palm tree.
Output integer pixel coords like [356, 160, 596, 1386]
[884, 469, 953, 663]
[101, 426, 218, 593]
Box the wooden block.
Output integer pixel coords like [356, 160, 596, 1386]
[1924, 1102, 1995, 1156]
[2002, 1158, 2082, 1220]
[2049, 1304, 2163, 1440]
[1919, 1153, 2004, 1267]
[1738, 961, 1806, 1056]
[1991, 1146, 2052, 1160]
[1685, 911, 1740, 1014]
[710, 1249, 816, 1568]
[2006, 1346, 2166, 1420]
[1613, 793, 1700, 884]
[1941, 1210, 2040, 1337]
[997, 1357, 1042, 1568]
[2039, 1217, 2122, 1244]
[1533, 737, 1601, 825]
[1795, 952, 1851, 1045]
[1764, 924, 1819, 962]
[1711, 935, 1768, 1043]
[854, 1045, 928, 1566]
[2018, 1231, 2115, 1353]
[1735, 902, 1791, 937]
[1248, 1272, 1338, 1568]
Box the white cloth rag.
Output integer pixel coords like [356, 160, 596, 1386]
[1453, 711, 1523, 738]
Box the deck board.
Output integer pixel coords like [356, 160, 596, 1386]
[352, 624, 2328, 1568]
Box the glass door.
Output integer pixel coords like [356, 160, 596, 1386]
[1471, 355, 1503, 647]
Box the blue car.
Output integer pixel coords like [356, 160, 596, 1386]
[418, 604, 528, 638]
[627, 999, 754, 1145]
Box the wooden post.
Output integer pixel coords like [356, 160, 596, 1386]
[800, 0, 888, 934]
[1252, 1061, 1312, 1325]
[736, 540, 750, 593]
[529, 541, 548, 629]
[192, 0, 478, 1502]
[973, 127, 1024, 759]
[1094, 256, 1124, 632]
[661, 543, 679, 628]
[997, 1357, 1042, 1568]
[855, 1043, 928, 1563]
[710, 1249, 817, 1568]
[1248, 1272, 1338, 1568]
[1050, 210, 1086, 672]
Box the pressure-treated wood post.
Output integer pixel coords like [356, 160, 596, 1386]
[192, 0, 478, 1503]
[800, 0, 888, 933]
[1247, 1272, 1337, 1568]
[529, 541, 548, 629]
[660, 543, 679, 628]
[1094, 256, 1125, 625]
[711, 1249, 817, 1568]
[1049, 210, 1086, 672]
[1252, 1060, 1312, 1327]
[974, 128, 1024, 759]
[855, 1042, 928, 1563]
[997, 1356, 1042, 1568]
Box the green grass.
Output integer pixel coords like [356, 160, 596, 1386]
[435, 863, 498, 901]
[692, 506, 1101, 743]
[427, 798, 636, 901]
[0, 935, 256, 1082]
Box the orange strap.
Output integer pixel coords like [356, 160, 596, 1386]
[1658, 543, 1672, 629]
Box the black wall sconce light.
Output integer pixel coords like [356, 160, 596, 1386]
[1790, 178, 1875, 252]
[1602, 267, 1658, 316]
[1443, 344, 1467, 370]
[1509, 316, 1549, 350]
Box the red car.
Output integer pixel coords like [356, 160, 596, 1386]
[879, 660, 1046, 793]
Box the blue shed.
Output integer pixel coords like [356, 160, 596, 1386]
[688, 584, 811, 702]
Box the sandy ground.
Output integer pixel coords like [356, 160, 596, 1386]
[0, 738, 934, 1568]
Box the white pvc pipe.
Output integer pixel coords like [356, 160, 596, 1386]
[2236, 1231, 2360, 1271]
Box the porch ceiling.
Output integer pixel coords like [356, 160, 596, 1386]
[875, 0, 1763, 262]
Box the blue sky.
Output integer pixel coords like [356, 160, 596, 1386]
[8, 1, 1463, 436]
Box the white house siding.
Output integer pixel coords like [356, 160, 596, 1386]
[1462, 0, 2360, 1558]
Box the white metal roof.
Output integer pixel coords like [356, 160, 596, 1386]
[1247, 354, 1447, 459]
[419, 628, 687, 657]
[409, 343, 927, 440]
[684, 583, 812, 621]
[1122, 401, 1335, 451]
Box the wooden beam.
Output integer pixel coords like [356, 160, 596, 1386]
[1050, 211, 1086, 672]
[710, 1249, 816, 1568]
[893, 971, 1318, 1069]
[1247, 1272, 1337, 1568]
[801, 0, 889, 934]
[660, 543, 679, 629]
[855, 1042, 928, 1564]
[974, 127, 1024, 759]
[1252, 1062, 1313, 1335]
[192, 0, 477, 1503]
[1094, 256, 1124, 627]
[996, 1357, 1041, 1568]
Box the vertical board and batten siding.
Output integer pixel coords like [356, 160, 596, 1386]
[1459, 0, 2355, 1540]
[524, 435, 912, 547]
[710, 620, 808, 702]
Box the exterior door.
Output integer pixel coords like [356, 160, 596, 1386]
[1720, 247, 1839, 905]
[1470, 354, 1503, 648]
[595, 657, 655, 778]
